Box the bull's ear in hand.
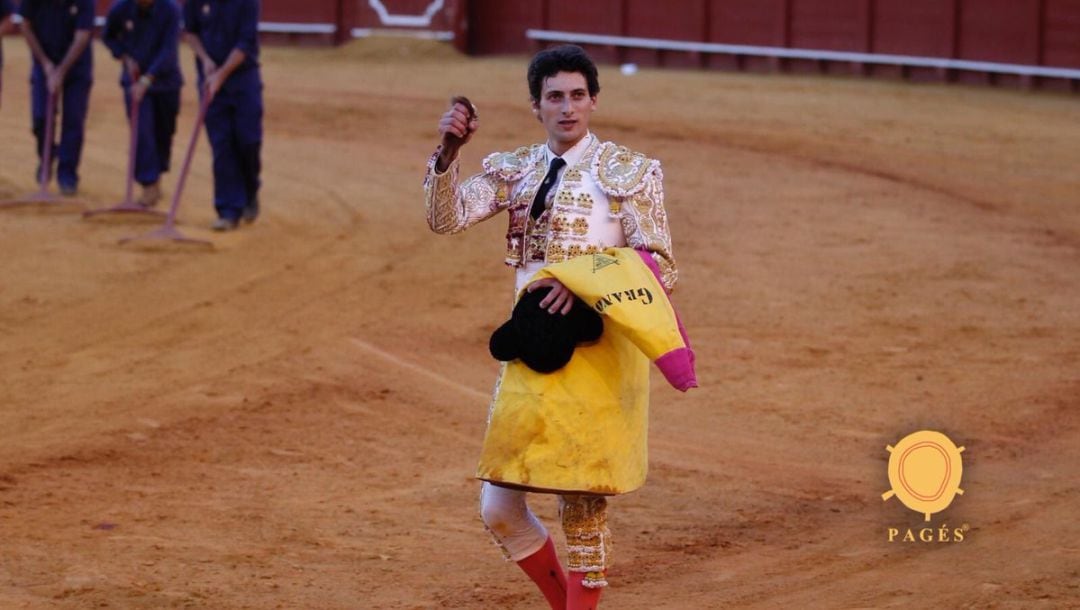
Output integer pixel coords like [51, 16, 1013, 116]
[450, 95, 478, 122]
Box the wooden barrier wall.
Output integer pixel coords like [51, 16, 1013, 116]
[468, 0, 1080, 89]
[17, 0, 1079, 89]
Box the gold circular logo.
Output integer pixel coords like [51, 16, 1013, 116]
[882, 430, 964, 521]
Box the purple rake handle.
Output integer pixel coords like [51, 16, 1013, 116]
[82, 83, 165, 217]
[37, 89, 58, 194]
[0, 88, 83, 208]
[116, 85, 214, 245]
[162, 88, 213, 228]
[122, 89, 141, 205]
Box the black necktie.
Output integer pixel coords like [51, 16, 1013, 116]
[529, 157, 567, 220]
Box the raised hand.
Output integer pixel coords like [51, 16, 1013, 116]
[436, 96, 478, 171]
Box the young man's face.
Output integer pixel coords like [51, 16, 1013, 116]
[533, 71, 597, 154]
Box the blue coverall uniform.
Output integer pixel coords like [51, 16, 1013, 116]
[183, 0, 263, 223]
[18, 0, 95, 191]
[103, 0, 183, 187]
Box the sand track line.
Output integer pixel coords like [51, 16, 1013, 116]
[609, 118, 1005, 214]
[348, 337, 490, 401]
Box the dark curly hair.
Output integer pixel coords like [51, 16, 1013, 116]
[527, 44, 600, 103]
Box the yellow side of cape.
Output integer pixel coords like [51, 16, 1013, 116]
[477, 248, 689, 495]
[531, 248, 687, 363]
[476, 287, 651, 494]
[477, 337, 649, 495]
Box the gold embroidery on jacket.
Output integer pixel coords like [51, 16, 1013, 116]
[482, 146, 534, 182]
[424, 139, 676, 290]
[546, 241, 568, 263]
[594, 143, 656, 198]
[571, 217, 589, 236]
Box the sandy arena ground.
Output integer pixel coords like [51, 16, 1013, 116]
[0, 38, 1078, 608]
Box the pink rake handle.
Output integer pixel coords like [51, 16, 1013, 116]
[122, 86, 141, 205]
[82, 81, 166, 217]
[0, 85, 81, 208]
[116, 81, 215, 245]
[162, 88, 213, 228]
[37, 88, 58, 193]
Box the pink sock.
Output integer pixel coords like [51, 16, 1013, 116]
[516, 536, 567, 610]
[567, 571, 604, 610]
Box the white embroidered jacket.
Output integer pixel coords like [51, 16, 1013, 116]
[424, 133, 677, 291]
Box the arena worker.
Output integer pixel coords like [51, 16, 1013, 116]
[103, 0, 184, 208]
[182, 0, 262, 231]
[19, 0, 95, 196]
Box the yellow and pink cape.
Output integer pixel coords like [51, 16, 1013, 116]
[477, 248, 696, 495]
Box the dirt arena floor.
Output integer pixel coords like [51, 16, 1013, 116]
[0, 38, 1078, 608]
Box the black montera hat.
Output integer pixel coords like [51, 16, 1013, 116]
[489, 287, 603, 373]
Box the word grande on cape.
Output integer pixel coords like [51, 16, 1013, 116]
[593, 287, 654, 313]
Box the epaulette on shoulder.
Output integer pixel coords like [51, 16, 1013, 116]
[591, 141, 661, 198]
[482, 145, 542, 182]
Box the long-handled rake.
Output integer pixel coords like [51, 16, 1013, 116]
[84, 86, 165, 219]
[0, 90, 82, 209]
[119, 89, 214, 246]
